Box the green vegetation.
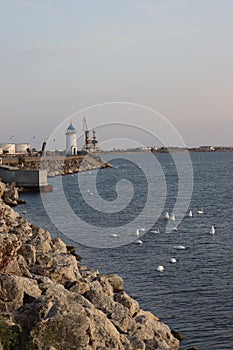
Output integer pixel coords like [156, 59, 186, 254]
[0, 318, 34, 350]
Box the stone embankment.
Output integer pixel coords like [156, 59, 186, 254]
[0, 182, 180, 350]
[2, 153, 112, 177]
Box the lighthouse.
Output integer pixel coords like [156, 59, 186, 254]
[65, 122, 77, 155]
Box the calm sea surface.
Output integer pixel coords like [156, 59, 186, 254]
[16, 152, 233, 349]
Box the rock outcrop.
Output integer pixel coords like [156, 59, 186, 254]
[0, 182, 26, 207]
[0, 184, 180, 350]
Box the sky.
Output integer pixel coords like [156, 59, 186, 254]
[0, 0, 233, 150]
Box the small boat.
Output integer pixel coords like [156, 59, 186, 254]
[197, 208, 204, 214]
[165, 212, 169, 220]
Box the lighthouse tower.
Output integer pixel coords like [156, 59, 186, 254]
[65, 122, 77, 155]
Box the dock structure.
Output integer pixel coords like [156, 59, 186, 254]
[0, 165, 52, 192]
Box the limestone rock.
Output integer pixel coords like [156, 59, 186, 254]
[0, 273, 41, 312]
[0, 184, 181, 350]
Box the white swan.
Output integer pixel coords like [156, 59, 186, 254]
[135, 239, 143, 244]
[151, 228, 160, 234]
[210, 225, 215, 235]
[197, 208, 204, 214]
[188, 210, 193, 217]
[170, 258, 177, 264]
[171, 214, 176, 221]
[157, 265, 164, 272]
[140, 227, 146, 232]
[165, 212, 169, 220]
[173, 245, 186, 250]
[136, 229, 140, 236]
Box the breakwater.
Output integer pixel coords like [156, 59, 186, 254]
[1, 153, 111, 177]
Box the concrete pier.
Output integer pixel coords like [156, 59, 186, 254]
[0, 165, 52, 192]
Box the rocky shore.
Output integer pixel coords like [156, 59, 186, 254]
[0, 183, 181, 350]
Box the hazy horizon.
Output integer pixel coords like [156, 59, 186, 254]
[1, 1, 232, 149]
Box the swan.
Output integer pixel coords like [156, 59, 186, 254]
[171, 214, 176, 221]
[210, 225, 215, 235]
[165, 212, 169, 220]
[136, 229, 140, 236]
[140, 227, 146, 232]
[151, 228, 160, 234]
[157, 265, 164, 272]
[170, 258, 177, 264]
[197, 208, 204, 214]
[173, 245, 186, 250]
[111, 233, 119, 238]
[135, 239, 143, 244]
[188, 210, 193, 217]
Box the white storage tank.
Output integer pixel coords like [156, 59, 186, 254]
[0, 143, 15, 154]
[15, 143, 30, 154]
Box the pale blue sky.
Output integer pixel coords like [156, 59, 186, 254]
[0, 0, 232, 149]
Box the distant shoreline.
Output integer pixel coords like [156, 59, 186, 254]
[100, 146, 233, 155]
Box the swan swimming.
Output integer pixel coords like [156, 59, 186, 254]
[171, 214, 176, 221]
[135, 239, 143, 244]
[136, 229, 140, 236]
[210, 225, 215, 235]
[197, 208, 204, 214]
[170, 258, 177, 264]
[157, 265, 164, 272]
[173, 245, 186, 250]
[165, 212, 170, 220]
[151, 228, 160, 234]
[188, 210, 193, 217]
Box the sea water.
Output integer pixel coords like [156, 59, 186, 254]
[16, 152, 233, 349]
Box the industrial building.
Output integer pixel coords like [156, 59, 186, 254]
[0, 143, 30, 155]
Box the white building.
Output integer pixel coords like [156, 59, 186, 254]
[65, 122, 77, 155]
[0, 143, 15, 154]
[0, 143, 30, 155]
